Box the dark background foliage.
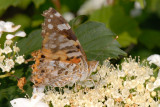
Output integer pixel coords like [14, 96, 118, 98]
[0, 0, 160, 106]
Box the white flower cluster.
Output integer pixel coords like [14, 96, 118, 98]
[0, 40, 25, 72]
[10, 57, 160, 107]
[42, 57, 159, 107]
[0, 21, 26, 39]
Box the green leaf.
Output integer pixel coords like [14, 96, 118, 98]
[18, 0, 32, 9]
[139, 30, 160, 49]
[90, 6, 112, 27]
[17, 29, 42, 55]
[148, 0, 160, 17]
[32, 0, 46, 8]
[118, 32, 137, 48]
[0, 0, 31, 10]
[8, 14, 31, 29]
[69, 15, 88, 30]
[31, 19, 43, 27]
[89, 5, 140, 39]
[75, 21, 126, 62]
[109, 6, 140, 38]
[0, 0, 21, 10]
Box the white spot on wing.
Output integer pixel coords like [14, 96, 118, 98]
[59, 62, 66, 68]
[57, 24, 70, 31]
[48, 24, 53, 29]
[44, 44, 49, 49]
[58, 35, 67, 42]
[66, 23, 71, 29]
[54, 12, 61, 17]
[49, 33, 56, 39]
[50, 70, 58, 76]
[49, 61, 56, 66]
[50, 44, 56, 48]
[42, 30, 45, 33]
[50, 15, 53, 18]
[59, 40, 74, 49]
[67, 52, 82, 57]
[48, 19, 51, 22]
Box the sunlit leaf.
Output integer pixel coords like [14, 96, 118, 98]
[32, 0, 46, 8]
[8, 14, 31, 29]
[118, 32, 137, 48]
[17, 29, 42, 55]
[139, 30, 160, 49]
[75, 21, 126, 62]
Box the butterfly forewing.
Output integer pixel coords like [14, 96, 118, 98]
[31, 8, 98, 88]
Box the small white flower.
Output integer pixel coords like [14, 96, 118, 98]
[0, 48, 3, 55]
[126, 98, 133, 104]
[122, 88, 130, 98]
[0, 21, 25, 39]
[83, 81, 94, 87]
[33, 86, 45, 93]
[150, 76, 156, 82]
[1, 65, 12, 72]
[118, 71, 125, 77]
[0, 55, 5, 62]
[10, 92, 48, 107]
[151, 91, 156, 97]
[0, 21, 5, 31]
[15, 56, 25, 64]
[147, 54, 160, 67]
[5, 58, 14, 68]
[3, 46, 12, 54]
[153, 79, 160, 88]
[6, 34, 15, 39]
[4, 39, 13, 45]
[137, 84, 144, 92]
[105, 98, 114, 107]
[3, 21, 21, 32]
[6, 31, 26, 39]
[146, 83, 154, 92]
[130, 80, 138, 88]
[13, 46, 20, 52]
[15, 31, 26, 37]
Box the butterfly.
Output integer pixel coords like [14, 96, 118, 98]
[31, 8, 99, 88]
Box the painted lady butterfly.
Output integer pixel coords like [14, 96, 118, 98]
[31, 8, 99, 88]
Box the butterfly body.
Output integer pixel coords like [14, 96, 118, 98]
[31, 8, 98, 87]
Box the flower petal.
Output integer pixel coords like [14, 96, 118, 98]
[6, 34, 15, 39]
[10, 98, 31, 107]
[147, 54, 160, 67]
[30, 93, 45, 105]
[4, 22, 21, 32]
[34, 102, 49, 107]
[15, 31, 26, 37]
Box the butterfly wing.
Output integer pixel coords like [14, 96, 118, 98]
[41, 8, 87, 63]
[31, 8, 98, 87]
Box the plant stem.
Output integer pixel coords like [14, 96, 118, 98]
[0, 72, 12, 78]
